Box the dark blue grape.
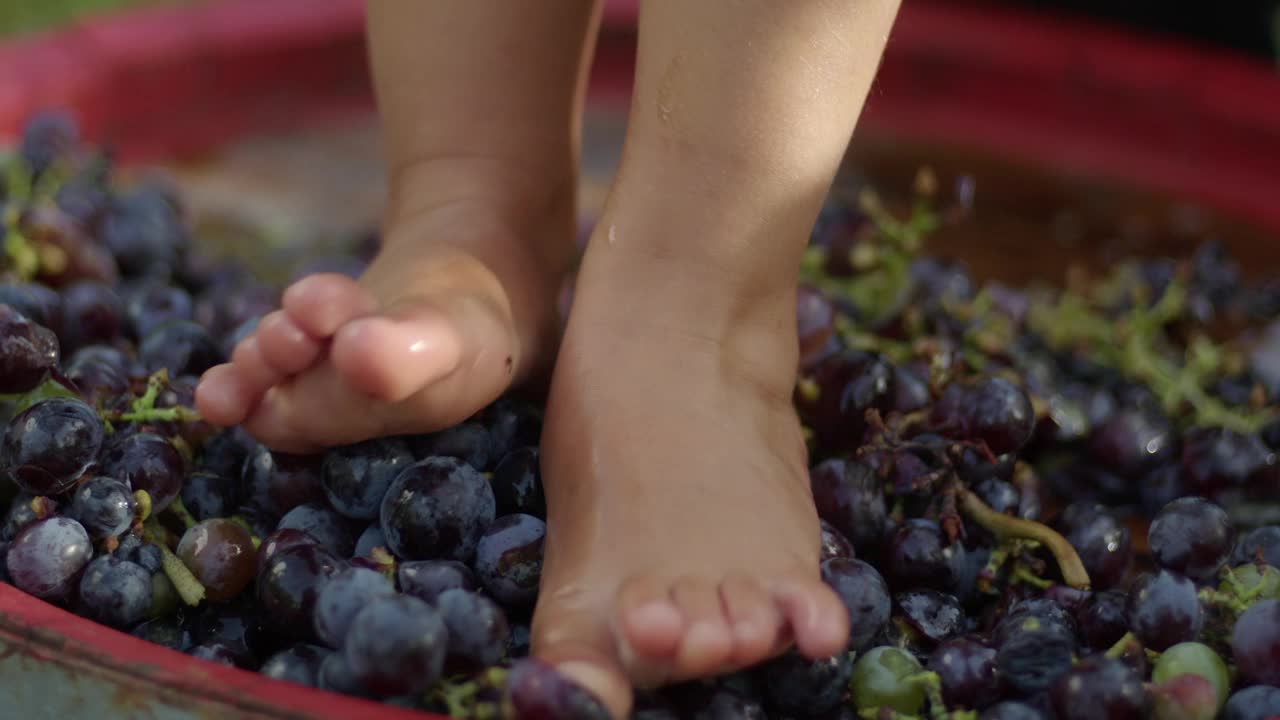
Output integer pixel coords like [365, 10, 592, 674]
[1147, 496, 1235, 582]
[321, 438, 414, 520]
[2, 397, 104, 495]
[759, 650, 853, 716]
[6, 516, 92, 601]
[124, 282, 194, 340]
[436, 588, 509, 673]
[1232, 526, 1280, 567]
[138, 320, 222, 377]
[1232, 599, 1280, 686]
[1048, 657, 1147, 720]
[473, 513, 545, 609]
[481, 397, 543, 461]
[19, 111, 78, 177]
[884, 518, 965, 593]
[413, 421, 494, 471]
[1181, 427, 1273, 496]
[257, 544, 344, 642]
[101, 432, 183, 512]
[0, 283, 63, 337]
[342, 594, 448, 696]
[1, 494, 37, 541]
[1053, 502, 1132, 590]
[504, 658, 610, 720]
[78, 555, 150, 628]
[979, 701, 1047, 720]
[396, 559, 479, 603]
[353, 524, 386, 559]
[0, 304, 59, 393]
[810, 458, 886, 554]
[190, 643, 241, 668]
[260, 644, 330, 688]
[59, 281, 124, 352]
[932, 376, 1036, 455]
[1076, 590, 1129, 650]
[1223, 686, 1280, 720]
[379, 457, 495, 563]
[256, 528, 320, 578]
[995, 615, 1076, 697]
[313, 566, 396, 649]
[506, 622, 531, 659]
[68, 476, 134, 539]
[1127, 570, 1204, 651]
[180, 471, 239, 522]
[819, 519, 856, 561]
[929, 637, 999, 711]
[98, 187, 188, 277]
[821, 557, 891, 651]
[277, 503, 359, 558]
[1086, 407, 1173, 477]
[241, 445, 325, 520]
[193, 603, 264, 666]
[491, 446, 546, 518]
[199, 427, 254, 484]
[131, 617, 192, 652]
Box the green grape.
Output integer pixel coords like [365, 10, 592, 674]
[851, 645, 926, 714]
[1230, 563, 1280, 600]
[1153, 642, 1230, 711]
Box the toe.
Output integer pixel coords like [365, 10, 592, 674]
[669, 576, 735, 677]
[194, 364, 258, 427]
[281, 273, 376, 338]
[329, 304, 462, 403]
[240, 387, 325, 455]
[533, 601, 634, 719]
[230, 336, 284, 391]
[616, 576, 683, 660]
[255, 311, 322, 375]
[720, 573, 786, 667]
[771, 573, 850, 660]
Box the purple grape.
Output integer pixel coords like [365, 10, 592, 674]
[241, 445, 325, 519]
[819, 519, 856, 561]
[180, 471, 239, 522]
[1, 494, 38, 541]
[1232, 526, 1280, 567]
[896, 590, 964, 645]
[68, 475, 135, 539]
[1086, 407, 1173, 477]
[1048, 657, 1147, 720]
[1076, 590, 1129, 650]
[1223, 686, 1280, 720]
[928, 637, 999, 710]
[760, 650, 854, 716]
[256, 528, 320, 578]
[257, 544, 344, 642]
[396, 559, 478, 604]
[138, 320, 222, 377]
[124, 282, 194, 340]
[59, 281, 123, 352]
[796, 350, 892, 454]
[379, 457, 495, 563]
[479, 397, 543, 461]
[321, 438, 414, 521]
[1127, 570, 1204, 651]
[19, 111, 78, 177]
[810, 458, 886, 554]
[491, 446, 546, 519]
[995, 615, 1076, 697]
[77, 555, 150, 628]
[260, 644, 330, 688]
[1231, 599, 1280, 686]
[413, 421, 494, 471]
[342, 594, 447, 696]
[6, 516, 92, 601]
[436, 588, 510, 673]
[277, 503, 359, 558]
[932, 376, 1036, 455]
[313, 566, 396, 648]
[353, 524, 386, 559]
[0, 283, 64, 337]
[473, 513, 545, 608]
[1052, 502, 1133, 590]
[504, 658, 610, 720]
[98, 187, 188, 277]
[1147, 497, 1236, 582]
[820, 557, 891, 651]
[1180, 428, 1273, 496]
[0, 305, 59, 393]
[101, 432, 183, 512]
[3, 397, 104, 495]
[884, 519, 965, 593]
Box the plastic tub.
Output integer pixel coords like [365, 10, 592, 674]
[0, 1, 1277, 718]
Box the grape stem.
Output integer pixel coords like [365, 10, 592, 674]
[903, 670, 949, 720]
[959, 488, 1091, 589]
[142, 518, 205, 606]
[166, 497, 197, 531]
[227, 515, 262, 550]
[1104, 631, 1143, 660]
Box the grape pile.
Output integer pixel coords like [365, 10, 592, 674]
[2, 111, 1280, 720]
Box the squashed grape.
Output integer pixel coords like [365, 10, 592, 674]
[473, 513, 545, 609]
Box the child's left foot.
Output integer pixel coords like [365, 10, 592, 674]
[531, 243, 850, 718]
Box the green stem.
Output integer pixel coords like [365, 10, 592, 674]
[142, 518, 205, 606]
[960, 489, 1091, 589]
[228, 515, 261, 550]
[1012, 565, 1054, 590]
[166, 496, 197, 531]
[1105, 632, 1142, 660]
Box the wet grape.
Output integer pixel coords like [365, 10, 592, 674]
[321, 438, 414, 521]
[101, 432, 183, 512]
[177, 518, 257, 603]
[896, 589, 964, 645]
[6, 516, 92, 601]
[504, 658, 610, 720]
[1053, 502, 1132, 590]
[490, 446, 546, 519]
[1076, 590, 1130, 650]
[819, 519, 856, 561]
[810, 458, 886, 554]
[379, 457, 495, 563]
[0, 305, 59, 393]
[884, 518, 965, 593]
[3, 397, 104, 495]
[277, 503, 359, 559]
[67, 475, 134, 539]
[932, 376, 1036, 455]
[257, 544, 344, 642]
[1147, 497, 1235, 582]
[473, 513, 545, 609]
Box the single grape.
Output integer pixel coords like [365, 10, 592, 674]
[480, 397, 543, 461]
[436, 588, 510, 674]
[995, 615, 1076, 697]
[993, 598, 1078, 649]
[1222, 686, 1280, 720]
[473, 513, 545, 609]
[1127, 570, 1204, 652]
[896, 590, 964, 645]
[796, 350, 892, 455]
[138, 320, 222, 377]
[883, 518, 965, 593]
[1076, 590, 1130, 650]
[59, 281, 124, 352]
[77, 555, 151, 628]
[973, 477, 1021, 516]
[256, 528, 319, 578]
[1086, 407, 1174, 476]
[1150, 673, 1220, 720]
[978, 701, 1048, 720]
[1231, 599, 1280, 686]
[819, 519, 856, 561]
[490, 446, 546, 518]
[193, 603, 264, 666]
[123, 540, 164, 576]
[1152, 642, 1229, 712]
[1180, 427, 1272, 495]
[257, 544, 344, 642]
[1147, 497, 1235, 582]
[342, 594, 448, 696]
[321, 438, 414, 520]
[413, 421, 494, 471]
[397, 559, 479, 604]
[504, 658, 611, 720]
[277, 503, 359, 558]
[313, 565, 396, 648]
[0, 494, 38, 542]
[318, 649, 373, 697]
[5, 516, 92, 601]
[1053, 502, 1133, 590]
[1048, 657, 1147, 720]
[241, 445, 325, 519]
[259, 644, 330, 688]
[932, 376, 1036, 455]
[890, 362, 932, 414]
[3, 397, 104, 495]
[179, 471, 239, 522]
[177, 518, 257, 603]
[820, 558, 890, 651]
[67, 475, 134, 539]
[850, 646, 925, 714]
[928, 637, 999, 710]
[379, 457, 496, 563]
[759, 650, 854, 716]
[1232, 526, 1280, 567]
[353, 524, 386, 559]
[124, 282, 194, 340]
[1141, 464, 1188, 517]
[98, 187, 188, 277]
[810, 458, 886, 554]
[100, 432, 183, 512]
[0, 305, 59, 393]
[199, 426, 255, 483]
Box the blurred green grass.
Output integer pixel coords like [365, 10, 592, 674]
[0, 0, 195, 38]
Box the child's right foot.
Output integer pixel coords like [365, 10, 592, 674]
[195, 197, 568, 453]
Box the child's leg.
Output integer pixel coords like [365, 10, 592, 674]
[532, 0, 901, 715]
[195, 0, 600, 451]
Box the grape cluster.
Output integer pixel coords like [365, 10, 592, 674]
[3, 114, 1280, 720]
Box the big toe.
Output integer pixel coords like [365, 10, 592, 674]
[533, 611, 634, 719]
[329, 302, 463, 403]
[281, 273, 376, 338]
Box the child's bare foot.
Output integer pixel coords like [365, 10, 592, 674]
[530, 245, 850, 717]
[195, 193, 569, 453]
